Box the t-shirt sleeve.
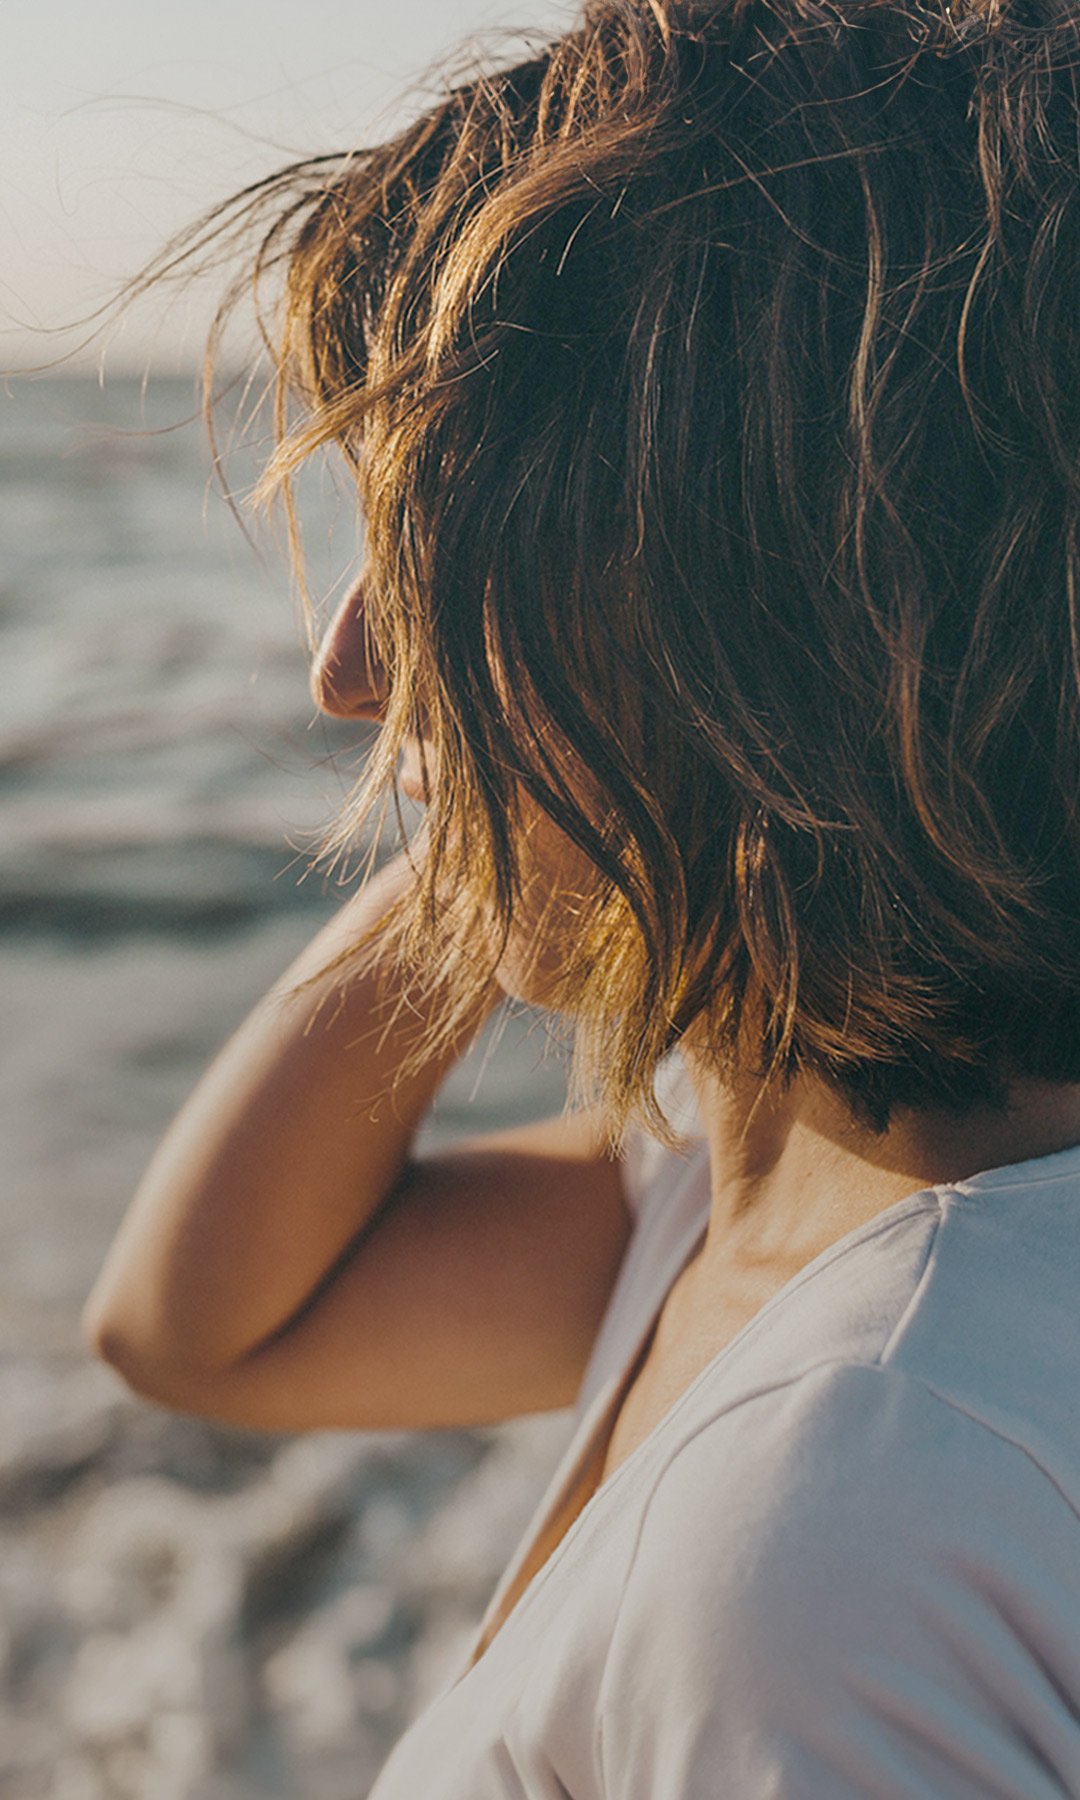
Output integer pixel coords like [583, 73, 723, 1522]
[597, 1361, 1080, 1799]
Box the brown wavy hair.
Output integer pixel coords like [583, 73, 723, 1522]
[130, 0, 1080, 1142]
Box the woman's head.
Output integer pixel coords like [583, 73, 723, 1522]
[308, 560, 625, 1014]
[168, 0, 1080, 1143]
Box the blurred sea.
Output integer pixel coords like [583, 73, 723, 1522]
[0, 375, 575, 1798]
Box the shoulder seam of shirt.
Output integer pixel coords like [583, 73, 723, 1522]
[900, 1371, 1080, 1525]
[593, 1356, 1080, 1790]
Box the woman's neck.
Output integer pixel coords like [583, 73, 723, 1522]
[680, 1047, 1080, 1286]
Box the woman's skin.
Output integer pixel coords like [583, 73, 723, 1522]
[81, 567, 632, 1428]
[316, 569, 1080, 1338]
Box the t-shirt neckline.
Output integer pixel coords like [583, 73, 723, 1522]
[445, 1125, 1080, 1696]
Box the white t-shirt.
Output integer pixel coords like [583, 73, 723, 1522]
[367, 1054, 1080, 1798]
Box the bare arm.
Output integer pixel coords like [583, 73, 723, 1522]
[83, 849, 635, 1429]
[82, 848, 500, 1375]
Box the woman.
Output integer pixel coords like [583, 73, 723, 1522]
[84, 0, 1080, 1792]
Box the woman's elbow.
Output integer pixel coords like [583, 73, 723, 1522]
[80, 1298, 210, 1410]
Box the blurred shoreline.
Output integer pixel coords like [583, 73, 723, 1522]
[0, 374, 574, 1798]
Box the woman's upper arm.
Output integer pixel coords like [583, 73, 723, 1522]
[101, 1103, 639, 1433]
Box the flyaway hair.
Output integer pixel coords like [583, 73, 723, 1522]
[131, 0, 1080, 1144]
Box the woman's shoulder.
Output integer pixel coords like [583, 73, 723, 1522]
[599, 1359, 1080, 1795]
[623, 1357, 1078, 1583]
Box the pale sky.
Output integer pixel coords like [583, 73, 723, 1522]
[3, 0, 573, 371]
